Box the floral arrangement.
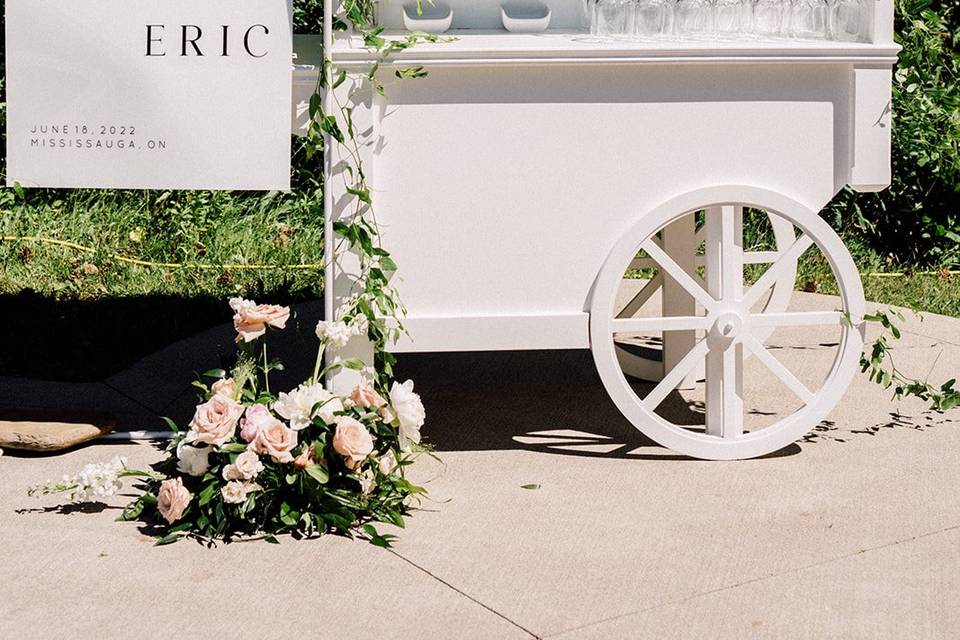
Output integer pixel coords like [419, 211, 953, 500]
[29, 298, 428, 546]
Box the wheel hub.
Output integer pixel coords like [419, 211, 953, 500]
[709, 310, 744, 344]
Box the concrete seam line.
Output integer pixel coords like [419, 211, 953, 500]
[387, 549, 542, 639]
[544, 523, 960, 639]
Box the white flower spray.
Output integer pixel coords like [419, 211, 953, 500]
[28, 456, 163, 502]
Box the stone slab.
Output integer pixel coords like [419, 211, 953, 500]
[0, 410, 115, 451]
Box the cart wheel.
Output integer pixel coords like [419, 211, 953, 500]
[614, 209, 797, 383]
[590, 188, 865, 460]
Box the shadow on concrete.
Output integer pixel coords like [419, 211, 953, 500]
[394, 349, 801, 460]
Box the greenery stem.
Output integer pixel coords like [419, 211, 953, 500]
[263, 340, 270, 394]
[312, 343, 326, 386]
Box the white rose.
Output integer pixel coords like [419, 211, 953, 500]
[176, 443, 211, 477]
[222, 464, 242, 481]
[389, 380, 426, 451]
[221, 481, 247, 504]
[234, 450, 264, 479]
[359, 469, 376, 495]
[221, 480, 261, 505]
[273, 383, 343, 430]
[378, 450, 399, 476]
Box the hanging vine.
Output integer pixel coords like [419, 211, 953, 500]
[306, 0, 445, 390]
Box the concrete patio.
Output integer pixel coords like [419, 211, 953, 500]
[2, 294, 959, 639]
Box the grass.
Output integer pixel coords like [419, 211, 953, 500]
[797, 260, 960, 318]
[0, 187, 325, 301]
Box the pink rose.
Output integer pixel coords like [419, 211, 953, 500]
[351, 384, 387, 410]
[239, 404, 276, 443]
[233, 302, 290, 343]
[332, 416, 374, 470]
[292, 445, 316, 470]
[189, 394, 244, 447]
[211, 377, 237, 399]
[157, 477, 191, 524]
[250, 420, 298, 463]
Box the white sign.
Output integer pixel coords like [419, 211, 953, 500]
[5, 0, 293, 191]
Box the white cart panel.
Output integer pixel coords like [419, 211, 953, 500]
[373, 64, 845, 350]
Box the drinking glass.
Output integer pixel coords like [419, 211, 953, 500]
[752, 0, 785, 37]
[634, 0, 674, 38]
[789, 0, 829, 39]
[714, 0, 745, 36]
[829, 0, 865, 41]
[583, 0, 600, 34]
[676, 0, 715, 38]
[595, 0, 633, 37]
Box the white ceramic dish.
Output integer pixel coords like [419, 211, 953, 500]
[402, 2, 454, 34]
[501, 1, 552, 33]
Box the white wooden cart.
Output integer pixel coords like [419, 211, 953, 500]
[293, 0, 898, 460]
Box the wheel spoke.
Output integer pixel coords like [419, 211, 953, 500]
[616, 274, 663, 319]
[721, 205, 743, 303]
[642, 339, 710, 410]
[750, 311, 844, 328]
[719, 344, 744, 438]
[640, 239, 717, 311]
[741, 333, 815, 405]
[742, 234, 813, 309]
[612, 315, 711, 333]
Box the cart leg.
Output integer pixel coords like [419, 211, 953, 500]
[661, 215, 699, 390]
[704, 206, 744, 438]
[323, 75, 379, 396]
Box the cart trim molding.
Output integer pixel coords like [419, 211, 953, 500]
[390, 313, 590, 353]
[330, 32, 900, 67]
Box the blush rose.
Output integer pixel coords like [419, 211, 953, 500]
[157, 477, 191, 524]
[188, 394, 244, 447]
[332, 416, 374, 470]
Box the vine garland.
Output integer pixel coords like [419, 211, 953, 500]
[307, 0, 443, 390]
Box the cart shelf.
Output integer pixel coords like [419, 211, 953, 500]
[330, 30, 900, 66]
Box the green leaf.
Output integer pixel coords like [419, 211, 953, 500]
[521, 483, 541, 490]
[341, 358, 366, 371]
[264, 535, 280, 544]
[218, 443, 248, 454]
[154, 534, 181, 546]
[395, 67, 427, 79]
[203, 368, 227, 379]
[117, 495, 149, 521]
[304, 464, 330, 485]
[346, 184, 372, 204]
[160, 416, 179, 433]
[280, 501, 299, 526]
[199, 482, 217, 506]
[379, 255, 398, 273]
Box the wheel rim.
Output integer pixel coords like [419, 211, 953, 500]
[590, 187, 865, 461]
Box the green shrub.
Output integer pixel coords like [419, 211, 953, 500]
[826, 0, 960, 268]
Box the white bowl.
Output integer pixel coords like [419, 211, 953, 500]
[403, 2, 453, 34]
[501, 1, 552, 33]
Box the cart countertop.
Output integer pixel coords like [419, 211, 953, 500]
[325, 30, 900, 66]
